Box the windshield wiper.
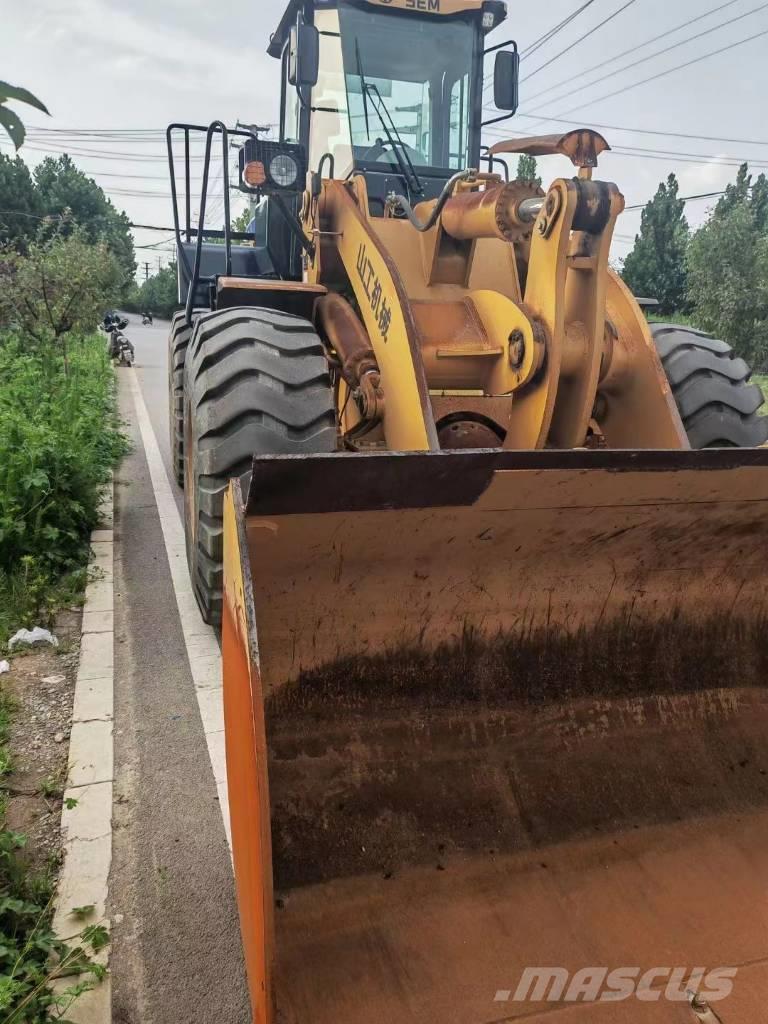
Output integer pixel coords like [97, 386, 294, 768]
[353, 41, 423, 196]
[355, 40, 371, 139]
[363, 82, 424, 196]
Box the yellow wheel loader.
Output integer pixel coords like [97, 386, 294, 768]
[166, 2, 768, 1020]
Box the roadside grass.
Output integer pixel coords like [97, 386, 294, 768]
[0, 690, 109, 1023]
[648, 312, 699, 328]
[0, 331, 124, 1017]
[0, 333, 128, 652]
[754, 375, 768, 404]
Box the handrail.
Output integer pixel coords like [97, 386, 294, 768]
[165, 122, 262, 325]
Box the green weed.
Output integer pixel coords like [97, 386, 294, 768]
[0, 691, 108, 1022]
[0, 333, 127, 649]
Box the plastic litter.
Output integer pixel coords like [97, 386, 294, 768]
[0, 661, 9, 675]
[8, 627, 59, 650]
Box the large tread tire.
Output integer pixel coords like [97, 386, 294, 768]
[168, 310, 203, 487]
[184, 307, 337, 626]
[651, 323, 768, 448]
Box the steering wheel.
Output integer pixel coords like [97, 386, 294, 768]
[360, 137, 424, 166]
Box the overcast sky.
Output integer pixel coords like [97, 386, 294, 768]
[4, 0, 768, 275]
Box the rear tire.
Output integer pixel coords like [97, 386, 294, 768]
[651, 323, 768, 448]
[184, 307, 337, 626]
[168, 310, 202, 487]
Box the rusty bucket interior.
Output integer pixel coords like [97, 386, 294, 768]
[222, 449, 768, 1024]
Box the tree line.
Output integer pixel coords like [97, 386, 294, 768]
[0, 152, 136, 286]
[621, 165, 768, 369]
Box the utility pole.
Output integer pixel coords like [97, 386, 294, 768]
[144, 262, 150, 282]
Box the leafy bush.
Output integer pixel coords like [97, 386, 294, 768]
[0, 334, 127, 646]
[0, 226, 124, 364]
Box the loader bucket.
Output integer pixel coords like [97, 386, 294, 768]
[222, 449, 768, 1024]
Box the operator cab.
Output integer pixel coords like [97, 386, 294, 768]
[268, 0, 517, 211]
[167, 0, 519, 310]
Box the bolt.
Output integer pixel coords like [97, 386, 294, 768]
[509, 330, 526, 369]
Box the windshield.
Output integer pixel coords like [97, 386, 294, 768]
[338, 4, 475, 173]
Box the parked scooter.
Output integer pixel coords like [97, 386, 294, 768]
[142, 312, 154, 326]
[101, 316, 135, 367]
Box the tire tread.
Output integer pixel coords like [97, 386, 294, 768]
[651, 323, 768, 448]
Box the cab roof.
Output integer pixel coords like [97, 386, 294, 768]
[268, 0, 507, 58]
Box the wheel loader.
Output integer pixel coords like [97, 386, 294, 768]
[166, 1, 768, 1021]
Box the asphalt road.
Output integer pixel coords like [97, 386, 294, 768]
[109, 316, 250, 1024]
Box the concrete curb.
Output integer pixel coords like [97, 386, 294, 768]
[52, 481, 114, 1022]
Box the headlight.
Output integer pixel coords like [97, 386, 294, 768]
[240, 140, 305, 195]
[269, 153, 299, 189]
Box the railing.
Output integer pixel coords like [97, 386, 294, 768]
[166, 122, 261, 325]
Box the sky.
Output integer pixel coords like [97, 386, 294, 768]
[3, 0, 768, 276]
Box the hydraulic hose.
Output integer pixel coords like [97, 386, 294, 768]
[386, 169, 478, 233]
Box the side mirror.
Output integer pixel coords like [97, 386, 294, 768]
[288, 22, 319, 88]
[494, 48, 519, 113]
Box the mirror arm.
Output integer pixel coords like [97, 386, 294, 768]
[481, 110, 516, 129]
[484, 37, 516, 56]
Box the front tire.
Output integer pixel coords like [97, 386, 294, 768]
[183, 307, 337, 626]
[651, 323, 768, 448]
[168, 310, 202, 487]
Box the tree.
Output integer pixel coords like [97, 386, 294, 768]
[687, 163, 768, 366]
[232, 207, 253, 233]
[0, 80, 48, 150]
[0, 153, 41, 249]
[136, 263, 179, 318]
[204, 209, 255, 244]
[32, 155, 136, 285]
[0, 226, 123, 370]
[515, 154, 541, 186]
[621, 174, 689, 315]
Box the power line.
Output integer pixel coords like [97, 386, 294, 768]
[129, 223, 181, 231]
[483, 124, 768, 167]
[625, 189, 730, 211]
[523, 0, 598, 59]
[21, 141, 208, 163]
[483, 0, 598, 89]
[27, 124, 277, 134]
[521, 0, 742, 105]
[522, 0, 641, 84]
[528, 26, 768, 123]
[517, 1, 768, 113]
[54, 167, 170, 181]
[0, 209, 65, 221]
[611, 145, 768, 168]
[28, 125, 167, 135]
[506, 112, 768, 147]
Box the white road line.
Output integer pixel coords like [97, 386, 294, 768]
[126, 370, 231, 848]
[53, 481, 114, 1023]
